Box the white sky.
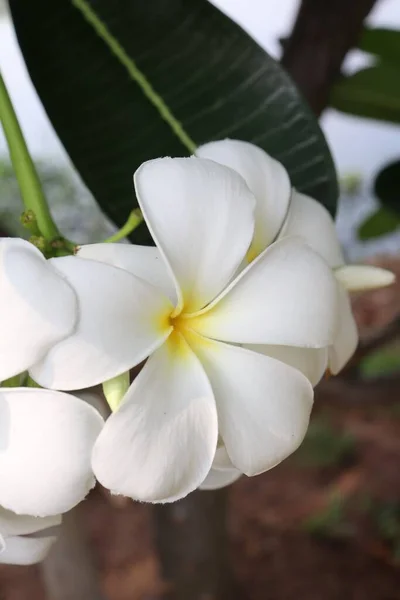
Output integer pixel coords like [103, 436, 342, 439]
[1, 0, 400, 183]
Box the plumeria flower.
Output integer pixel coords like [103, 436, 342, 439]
[26, 157, 338, 503]
[0, 386, 103, 517]
[0, 507, 61, 565]
[196, 139, 395, 377]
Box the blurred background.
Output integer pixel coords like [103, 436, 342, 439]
[1, 0, 400, 598]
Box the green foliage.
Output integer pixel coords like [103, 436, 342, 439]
[359, 27, 400, 66]
[294, 418, 356, 469]
[359, 346, 400, 379]
[374, 159, 400, 216]
[358, 206, 400, 240]
[0, 158, 113, 242]
[371, 501, 400, 563]
[10, 0, 337, 243]
[331, 65, 400, 125]
[303, 493, 353, 539]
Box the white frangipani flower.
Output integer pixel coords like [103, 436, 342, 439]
[26, 157, 338, 502]
[0, 507, 61, 565]
[0, 387, 103, 516]
[0, 238, 77, 381]
[196, 139, 395, 376]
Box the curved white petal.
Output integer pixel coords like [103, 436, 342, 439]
[278, 191, 345, 268]
[78, 243, 177, 303]
[335, 264, 395, 292]
[329, 284, 358, 374]
[134, 157, 256, 313]
[190, 236, 338, 348]
[0, 507, 61, 537]
[200, 467, 241, 491]
[0, 534, 56, 565]
[0, 238, 77, 381]
[0, 388, 103, 516]
[188, 335, 313, 476]
[196, 139, 290, 258]
[30, 256, 173, 390]
[245, 344, 328, 387]
[212, 445, 236, 471]
[92, 334, 218, 503]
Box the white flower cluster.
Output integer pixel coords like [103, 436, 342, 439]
[0, 140, 394, 564]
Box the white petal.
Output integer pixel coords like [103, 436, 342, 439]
[189, 236, 338, 348]
[0, 238, 77, 381]
[200, 467, 241, 491]
[196, 139, 290, 258]
[335, 264, 395, 291]
[30, 256, 173, 390]
[188, 335, 313, 476]
[279, 191, 345, 268]
[0, 507, 61, 536]
[329, 284, 358, 374]
[134, 157, 255, 313]
[212, 445, 236, 471]
[92, 334, 218, 503]
[245, 344, 328, 387]
[78, 243, 177, 303]
[0, 388, 104, 516]
[0, 534, 56, 565]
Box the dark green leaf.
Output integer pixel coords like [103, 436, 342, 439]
[358, 206, 400, 240]
[331, 66, 400, 125]
[10, 0, 337, 242]
[358, 27, 400, 65]
[374, 160, 400, 215]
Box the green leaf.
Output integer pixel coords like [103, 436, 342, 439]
[374, 160, 400, 215]
[358, 206, 400, 240]
[360, 347, 400, 379]
[331, 66, 400, 125]
[9, 0, 337, 242]
[358, 27, 400, 65]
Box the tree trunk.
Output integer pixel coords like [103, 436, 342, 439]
[153, 488, 240, 600]
[41, 502, 106, 600]
[281, 0, 378, 115]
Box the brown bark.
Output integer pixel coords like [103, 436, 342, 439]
[281, 0, 378, 115]
[41, 502, 106, 600]
[153, 488, 242, 600]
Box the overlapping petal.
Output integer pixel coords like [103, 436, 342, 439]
[189, 236, 338, 348]
[278, 191, 345, 268]
[187, 335, 313, 476]
[0, 507, 61, 565]
[0, 507, 61, 536]
[329, 284, 358, 374]
[134, 157, 256, 313]
[0, 388, 103, 516]
[196, 139, 290, 258]
[78, 243, 177, 302]
[245, 344, 328, 386]
[30, 256, 173, 390]
[0, 238, 77, 381]
[0, 533, 57, 565]
[200, 467, 241, 490]
[92, 334, 218, 503]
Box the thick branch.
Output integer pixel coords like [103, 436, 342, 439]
[281, 0, 378, 115]
[153, 489, 240, 600]
[41, 503, 106, 600]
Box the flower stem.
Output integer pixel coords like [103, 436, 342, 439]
[102, 371, 130, 411]
[104, 209, 143, 243]
[0, 71, 59, 240]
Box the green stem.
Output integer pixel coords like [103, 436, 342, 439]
[102, 371, 130, 411]
[104, 209, 143, 243]
[0, 71, 59, 240]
